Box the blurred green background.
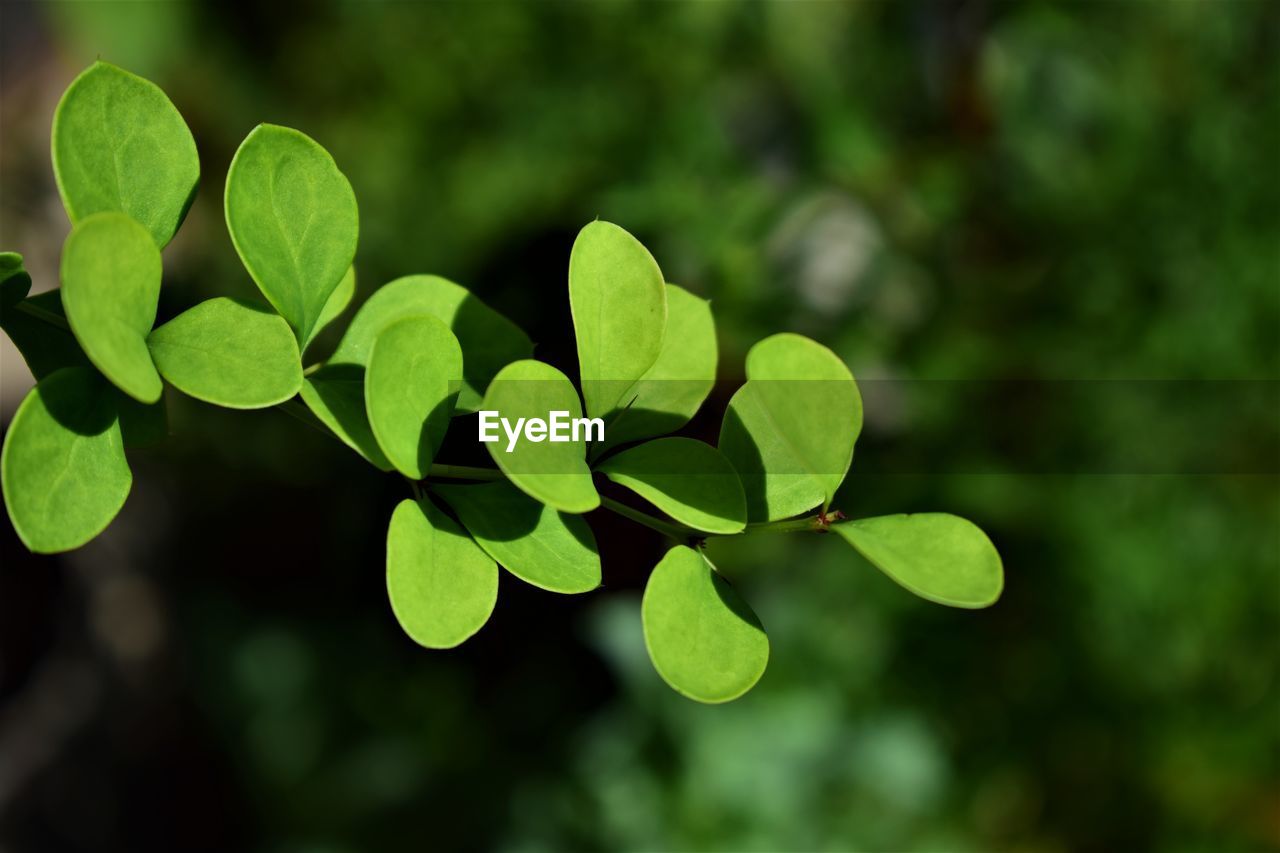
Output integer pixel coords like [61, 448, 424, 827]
[1, 1, 1277, 851]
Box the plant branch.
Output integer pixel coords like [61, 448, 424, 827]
[426, 464, 505, 482]
[14, 299, 71, 332]
[599, 496, 701, 543]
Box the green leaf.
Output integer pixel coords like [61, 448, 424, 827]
[303, 264, 356, 355]
[433, 481, 601, 594]
[833, 514, 1004, 608]
[51, 61, 199, 249]
[569, 221, 667, 419]
[385, 497, 498, 649]
[299, 366, 392, 471]
[147, 297, 302, 409]
[718, 333, 862, 522]
[1, 367, 131, 553]
[480, 359, 599, 514]
[365, 315, 461, 479]
[641, 545, 769, 703]
[597, 437, 745, 534]
[60, 212, 163, 403]
[598, 283, 717, 451]
[225, 124, 358, 344]
[331, 275, 532, 413]
[0, 252, 32, 313]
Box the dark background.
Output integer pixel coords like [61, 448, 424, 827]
[1, 1, 1277, 851]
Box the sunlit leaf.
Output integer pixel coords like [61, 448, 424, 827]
[569, 221, 667, 419]
[480, 359, 599, 513]
[719, 333, 862, 522]
[225, 124, 358, 344]
[833, 514, 1004, 608]
[51, 61, 199, 248]
[597, 437, 745, 534]
[147, 297, 302, 408]
[434, 481, 601, 594]
[1, 367, 131, 553]
[331, 274, 531, 413]
[385, 497, 498, 649]
[642, 545, 769, 703]
[365, 315, 461, 479]
[303, 264, 356, 355]
[60, 212, 163, 403]
[299, 365, 392, 470]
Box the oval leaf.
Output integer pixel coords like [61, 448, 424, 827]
[0, 252, 33, 313]
[642, 545, 769, 703]
[52, 62, 199, 248]
[365, 315, 462, 479]
[833, 514, 1004, 608]
[569, 221, 667, 419]
[299, 365, 392, 470]
[60, 212, 163, 403]
[303, 264, 356, 354]
[225, 124, 358, 343]
[598, 283, 717, 451]
[480, 360, 599, 513]
[433, 481, 601, 594]
[332, 275, 532, 413]
[1, 367, 131, 553]
[718, 333, 862, 522]
[597, 437, 745, 534]
[147, 297, 302, 408]
[386, 498, 498, 648]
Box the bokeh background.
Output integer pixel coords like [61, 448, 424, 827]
[2, 1, 1278, 851]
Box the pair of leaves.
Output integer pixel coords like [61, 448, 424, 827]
[386, 483, 601, 648]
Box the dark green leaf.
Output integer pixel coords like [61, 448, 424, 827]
[0, 252, 32, 313]
[597, 437, 745, 534]
[299, 365, 392, 470]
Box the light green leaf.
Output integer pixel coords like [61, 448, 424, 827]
[225, 124, 358, 344]
[481, 360, 599, 513]
[0, 252, 32, 313]
[598, 283, 716, 451]
[365, 315, 461, 479]
[569, 221, 667, 419]
[51, 62, 199, 249]
[303, 264, 356, 354]
[642, 545, 769, 703]
[147, 297, 302, 409]
[331, 275, 532, 413]
[299, 366, 392, 470]
[597, 437, 745, 534]
[385, 497, 498, 649]
[719, 333, 862, 522]
[1, 367, 131, 553]
[433, 481, 601, 594]
[833, 514, 1004, 608]
[60, 212, 163, 403]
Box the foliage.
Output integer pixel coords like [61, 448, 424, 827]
[0, 61, 1003, 703]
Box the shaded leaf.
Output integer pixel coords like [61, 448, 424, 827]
[434, 481, 600, 594]
[331, 274, 531, 413]
[148, 297, 302, 408]
[303, 264, 356, 355]
[0, 252, 32, 313]
[385, 497, 498, 648]
[365, 315, 461, 479]
[52, 62, 199, 248]
[597, 437, 745, 534]
[718, 333, 862, 522]
[1, 367, 131, 553]
[60, 213, 163, 403]
[480, 360, 599, 513]
[225, 124, 358, 344]
[833, 514, 1004, 608]
[299, 365, 392, 470]
[642, 545, 769, 703]
[569, 221, 667, 418]
[598, 283, 716, 451]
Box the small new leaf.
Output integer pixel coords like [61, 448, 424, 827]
[60, 213, 164, 403]
[386, 498, 498, 649]
[1, 368, 131, 553]
[642, 545, 769, 703]
[303, 265, 356, 354]
[225, 124, 358, 344]
[148, 297, 303, 409]
[597, 437, 745, 534]
[833, 514, 1004, 608]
